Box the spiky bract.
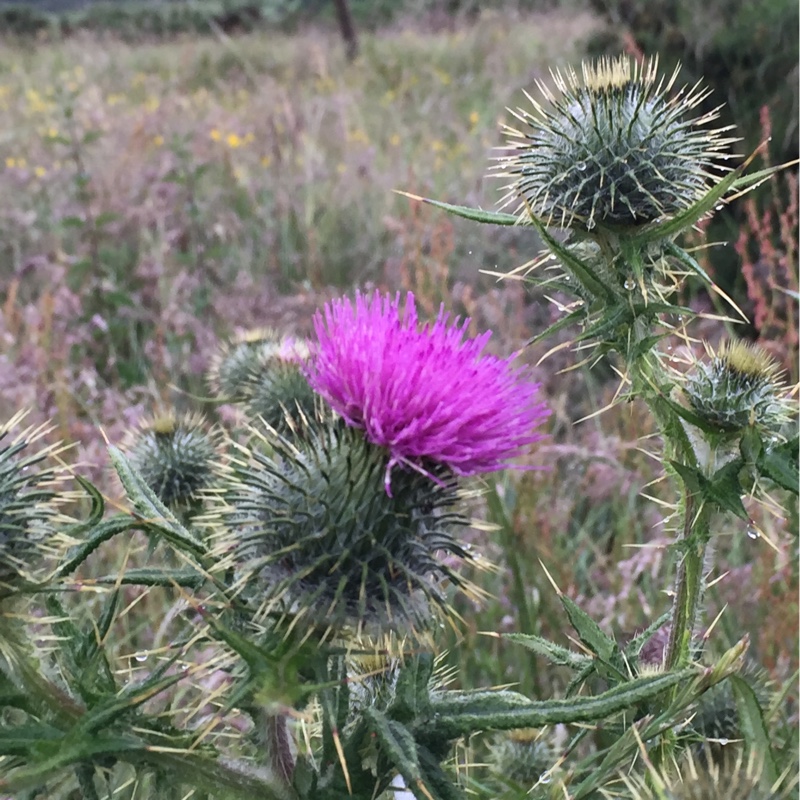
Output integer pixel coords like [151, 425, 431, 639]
[488, 728, 557, 791]
[619, 747, 796, 800]
[0, 411, 67, 590]
[682, 341, 795, 437]
[690, 667, 773, 753]
[207, 328, 310, 403]
[496, 56, 733, 231]
[215, 421, 475, 638]
[244, 361, 319, 438]
[307, 290, 549, 489]
[123, 411, 221, 512]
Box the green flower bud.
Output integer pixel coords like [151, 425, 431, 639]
[496, 55, 734, 233]
[244, 358, 318, 439]
[207, 328, 310, 403]
[0, 411, 69, 592]
[213, 419, 476, 638]
[488, 728, 558, 792]
[689, 666, 773, 767]
[122, 411, 221, 514]
[682, 341, 795, 438]
[620, 747, 793, 800]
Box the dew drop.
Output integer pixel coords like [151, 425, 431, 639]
[586, 218, 596, 230]
[746, 524, 760, 540]
[623, 279, 634, 290]
[134, 653, 148, 663]
[538, 771, 552, 785]
[576, 161, 587, 171]
[718, 737, 729, 746]
[715, 204, 724, 211]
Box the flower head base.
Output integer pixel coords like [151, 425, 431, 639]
[496, 55, 735, 232]
[122, 411, 221, 513]
[681, 341, 795, 438]
[307, 291, 549, 490]
[0, 411, 69, 592]
[207, 328, 310, 403]
[212, 420, 477, 638]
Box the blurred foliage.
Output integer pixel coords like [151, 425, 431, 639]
[0, 0, 570, 39]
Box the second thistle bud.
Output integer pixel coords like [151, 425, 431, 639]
[681, 341, 795, 439]
[122, 410, 221, 516]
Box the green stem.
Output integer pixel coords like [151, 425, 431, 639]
[664, 496, 711, 670]
[627, 343, 708, 674]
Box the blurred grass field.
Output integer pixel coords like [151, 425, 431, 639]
[0, 5, 796, 706]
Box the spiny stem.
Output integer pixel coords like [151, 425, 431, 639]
[664, 495, 711, 670]
[261, 709, 295, 787]
[627, 342, 708, 676]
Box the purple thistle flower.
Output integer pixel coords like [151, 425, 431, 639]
[307, 291, 549, 490]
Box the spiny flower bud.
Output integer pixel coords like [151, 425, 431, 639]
[122, 410, 221, 514]
[681, 341, 795, 438]
[487, 728, 559, 794]
[496, 55, 734, 232]
[0, 411, 69, 593]
[207, 328, 309, 402]
[620, 747, 793, 800]
[244, 358, 318, 439]
[212, 419, 477, 638]
[690, 667, 773, 754]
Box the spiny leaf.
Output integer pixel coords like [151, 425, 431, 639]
[757, 436, 799, 495]
[669, 460, 748, 520]
[394, 192, 519, 226]
[56, 515, 138, 578]
[391, 653, 434, 721]
[559, 594, 616, 663]
[424, 669, 695, 739]
[501, 633, 592, 670]
[366, 708, 422, 786]
[108, 445, 204, 554]
[730, 675, 779, 785]
[525, 212, 617, 302]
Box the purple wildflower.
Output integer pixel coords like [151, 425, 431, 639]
[307, 291, 549, 488]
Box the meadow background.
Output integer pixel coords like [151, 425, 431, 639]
[0, 0, 797, 724]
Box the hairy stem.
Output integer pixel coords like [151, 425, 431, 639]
[664, 496, 711, 669]
[628, 341, 708, 673]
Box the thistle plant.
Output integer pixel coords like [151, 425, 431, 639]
[0, 52, 796, 800]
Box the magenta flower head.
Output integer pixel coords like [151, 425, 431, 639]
[307, 291, 549, 490]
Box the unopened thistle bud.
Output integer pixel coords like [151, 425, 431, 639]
[122, 411, 221, 514]
[208, 329, 316, 435]
[488, 728, 558, 794]
[208, 329, 309, 400]
[213, 420, 476, 638]
[0, 411, 69, 592]
[496, 55, 734, 232]
[620, 746, 789, 800]
[682, 341, 795, 438]
[691, 667, 773, 753]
